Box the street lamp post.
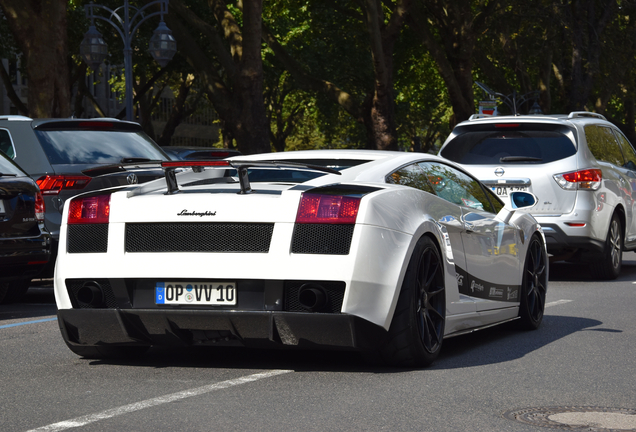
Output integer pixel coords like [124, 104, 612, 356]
[80, 0, 177, 122]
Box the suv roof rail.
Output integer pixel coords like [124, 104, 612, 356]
[469, 114, 498, 120]
[0, 115, 33, 121]
[568, 111, 606, 120]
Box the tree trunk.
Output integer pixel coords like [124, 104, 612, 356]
[0, 0, 71, 118]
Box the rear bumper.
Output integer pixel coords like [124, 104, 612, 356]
[57, 308, 388, 351]
[0, 234, 51, 281]
[540, 223, 605, 254]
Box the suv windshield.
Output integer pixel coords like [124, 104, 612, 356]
[34, 129, 167, 165]
[441, 124, 576, 165]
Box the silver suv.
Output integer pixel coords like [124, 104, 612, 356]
[439, 112, 636, 279]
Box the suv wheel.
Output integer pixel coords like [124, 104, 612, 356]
[590, 213, 622, 280]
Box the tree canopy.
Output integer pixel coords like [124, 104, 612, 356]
[1, 0, 635, 153]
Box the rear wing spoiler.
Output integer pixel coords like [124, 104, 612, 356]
[82, 160, 341, 194]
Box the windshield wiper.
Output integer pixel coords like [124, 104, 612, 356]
[499, 156, 543, 163]
[0, 172, 17, 177]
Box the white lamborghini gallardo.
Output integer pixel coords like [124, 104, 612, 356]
[54, 150, 547, 367]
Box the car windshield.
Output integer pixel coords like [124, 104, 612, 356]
[237, 159, 370, 183]
[34, 130, 168, 165]
[441, 127, 576, 165]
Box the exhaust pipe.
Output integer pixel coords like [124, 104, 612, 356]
[77, 281, 105, 307]
[297, 283, 328, 312]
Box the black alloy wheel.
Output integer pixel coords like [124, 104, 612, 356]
[378, 236, 446, 367]
[414, 243, 446, 354]
[519, 235, 548, 330]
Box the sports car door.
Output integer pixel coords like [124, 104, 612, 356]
[420, 162, 522, 312]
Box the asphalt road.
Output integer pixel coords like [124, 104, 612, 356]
[1, 255, 635, 432]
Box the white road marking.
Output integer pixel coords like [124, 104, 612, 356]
[545, 299, 573, 308]
[26, 369, 292, 432]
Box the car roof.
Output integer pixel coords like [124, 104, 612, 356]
[456, 111, 610, 128]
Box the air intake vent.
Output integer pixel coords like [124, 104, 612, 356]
[67, 224, 108, 253]
[291, 224, 354, 255]
[125, 222, 274, 253]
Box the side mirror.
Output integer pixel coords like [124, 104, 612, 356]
[496, 191, 538, 224]
[510, 191, 537, 209]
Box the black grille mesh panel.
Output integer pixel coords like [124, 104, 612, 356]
[126, 222, 274, 253]
[291, 224, 354, 255]
[67, 224, 108, 253]
[284, 281, 345, 313]
[66, 279, 118, 309]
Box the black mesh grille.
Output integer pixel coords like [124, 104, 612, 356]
[67, 224, 108, 253]
[291, 224, 354, 255]
[66, 279, 118, 309]
[284, 281, 345, 313]
[125, 223, 274, 253]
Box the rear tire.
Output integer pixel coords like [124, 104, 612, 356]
[590, 213, 622, 280]
[518, 235, 548, 330]
[375, 236, 446, 367]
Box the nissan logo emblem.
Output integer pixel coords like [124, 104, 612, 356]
[126, 173, 139, 185]
[494, 167, 505, 177]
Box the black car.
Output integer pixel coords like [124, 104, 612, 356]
[161, 145, 241, 160]
[0, 116, 170, 276]
[0, 152, 50, 303]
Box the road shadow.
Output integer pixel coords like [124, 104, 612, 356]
[549, 251, 636, 282]
[81, 312, 605, 374]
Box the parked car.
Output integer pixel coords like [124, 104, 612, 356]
[55, 150, 547, 366]
[161, 146, 241, 161]
[438, 111, 636, 279]
[0, 151, 50, 303]
[0, 116, 170, 276]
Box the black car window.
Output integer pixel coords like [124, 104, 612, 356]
[0, 149, 24, 175]
[419, 162, 494, 213]
[386, 163, 435, 194]
[0, 129, 15, 159]
[613, 130, 636, 171]
[585, 125, 625, 167]
[34, 130, 167, 165]
[441, 128, 576, 165]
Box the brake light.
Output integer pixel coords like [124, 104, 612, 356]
[35, 191, 45, 222]
[161, 160, 230, 168]
[68, 195, 110, 224]
[296, 193, 361, 224]
[495, 124, 520, 128]
[553, 169, 602, 190]
[78, 121, 114, 130]
[36, 175, 91, 195]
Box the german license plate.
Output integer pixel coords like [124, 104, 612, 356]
[491, 185, 528, 196]
[155, 282, 236, 305]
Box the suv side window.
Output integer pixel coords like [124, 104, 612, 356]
[0, 129, 15, 159]
[419, 161, 495, 213]
[387, 163, 436, 194]
[585, 125, 625, 166]
[613, 130, 636, 171]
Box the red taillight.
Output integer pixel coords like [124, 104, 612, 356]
[35, 191, 45, 222]
[495, 124, 520, 128]
[296, 193, 361, 224]
[554, 169, 602, 190]
[36, 175, 91, 195]
[561, 169, 602, 183]
[67, 195, 110, 224]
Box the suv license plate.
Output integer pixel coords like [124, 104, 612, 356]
[155, 282, 236, 305]
[491, 186, 528, 196]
